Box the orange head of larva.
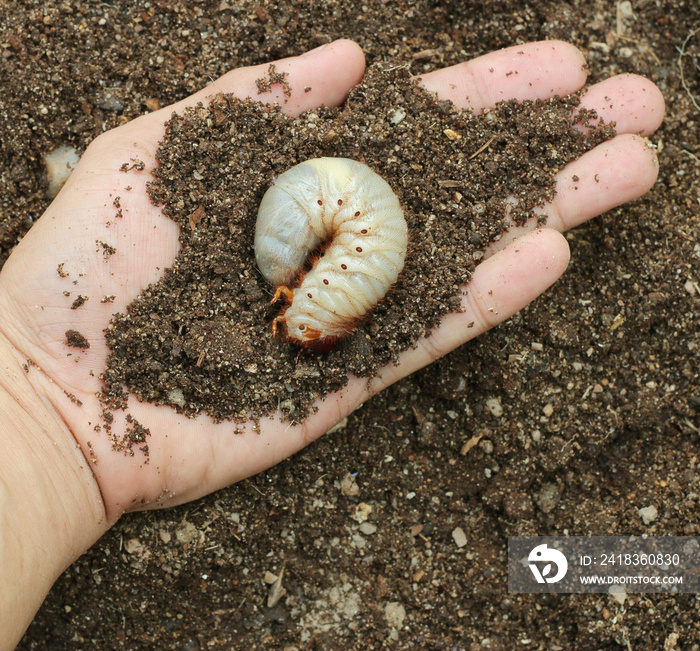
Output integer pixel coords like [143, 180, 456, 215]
[278, 305, 344, 351]
[291, 322, 323, 342]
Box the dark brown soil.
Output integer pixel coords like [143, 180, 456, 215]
[100, 67, 609, 426]
[3, 1, 699, 650]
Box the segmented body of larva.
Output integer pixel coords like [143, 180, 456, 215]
[254, 157, 408, 350]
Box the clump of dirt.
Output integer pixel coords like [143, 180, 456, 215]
[101, 63, 612, 424]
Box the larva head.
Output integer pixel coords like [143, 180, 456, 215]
[275, 300, 349, 351]
[283, 308, 329, 344]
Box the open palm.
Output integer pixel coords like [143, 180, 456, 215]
[0, 39, 663, 524]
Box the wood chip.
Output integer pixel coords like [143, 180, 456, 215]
[188, 204, 206, 230]
[266, 566, 286, 608]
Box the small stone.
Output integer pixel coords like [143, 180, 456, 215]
[542, 403, 554, 417]
[452, 526, 467, 548]
[479, 439, 494, 454]
[98, 94, 124, 111]
[619, 46, 634, 58]
[609, 586, 627, 605]
[486, 397, 503, 417]
[639, 505, 658, 525]
[44, 145, 80, 199]
[342, 592, 361, 618]
[619, 0, 633, 18]
[167, 387, 185, 408]
[535, 483, 561, 513]
[124, 538, 144, 555]
[351, 502, 372, 523]
[340, 471, 360, 497]
[389, 107, 406, 125]
[359, 522, 377, 535]
[384, 601, 406, 628]
[176, 520, 203, 545]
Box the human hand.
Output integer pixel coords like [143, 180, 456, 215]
[0, 40, 664, 633]
[0, 38, 664, 519]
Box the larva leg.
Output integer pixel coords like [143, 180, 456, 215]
[270, 285, 294, 305]
[271, 314, 286, 339]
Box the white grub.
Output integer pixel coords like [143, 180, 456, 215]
[254, 157, 408, 348]
[44, 144, 80, 199]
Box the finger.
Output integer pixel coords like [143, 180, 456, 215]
[167, 39, 365, 118]
[576, 73, 665, 136]
[482, 71, 663, 254]
[418, 40, 587, 111]
[540, 133, 659, 229]
[368, 228, 570, 389]
[290, 228, 572, 444]
[95, 39, 365, 165]
[488, 133, 659, 254]
[102, 228, 567, 512]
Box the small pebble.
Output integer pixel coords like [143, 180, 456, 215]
[44, 144, 80, 199]
[340, 471, 360, 497]
[351, 502, 372, 523]
[384, 601, 406, 628]
[619, 1, 634, 18]
[609, 586, 627, 605]
[639, 505, 658, 525]
[124, 538, 144, 555]
[535, 483, 561, 513]
[167, 387, 185, 408]
[389, 107, 406, 124]
[486, 397, 503, 417]
[359, 522, 377, 535]
[452, 526, 467, 548]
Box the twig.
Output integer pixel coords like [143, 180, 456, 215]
[677, 27, 700, 113]
[468, 135, 497, 160]
[680, 148, 700, 165]
[615, 33, 661, 65]
[616, 0, 624, 36]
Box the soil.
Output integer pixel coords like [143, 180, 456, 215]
[100, 68, 610, 427]
[2, 1, 699, 650]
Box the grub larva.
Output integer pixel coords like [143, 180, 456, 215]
[254, 157, 408, 350]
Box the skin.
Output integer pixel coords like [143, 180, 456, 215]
[0, 39, 664, 647]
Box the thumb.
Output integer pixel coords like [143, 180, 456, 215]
[160, 39, 366, 120]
